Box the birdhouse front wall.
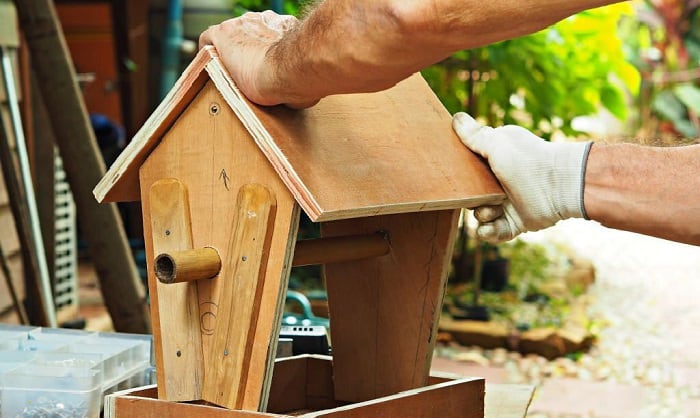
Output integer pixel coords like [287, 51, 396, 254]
[138, 80, 300, 409]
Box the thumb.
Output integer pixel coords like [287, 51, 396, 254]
[452, 112, 495, 159]
[476, 218, 518, 243]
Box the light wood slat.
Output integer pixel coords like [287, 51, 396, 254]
[147, 178, 203, 401]
[202, 183, 276, 409]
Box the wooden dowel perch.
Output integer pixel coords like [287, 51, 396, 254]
[292, 232, 390, 267]
[155, 232, 390, 284]
[155, 247, 221, 284]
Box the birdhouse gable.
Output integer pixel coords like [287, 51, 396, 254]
[94, 46, 504, 221]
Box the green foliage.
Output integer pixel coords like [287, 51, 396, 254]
[422, 4, 639, 138]
[234, 0, 307, 16]
[622, 1, 700, 139]
[675, 83, 700, 114]
[499, 240, 570, 299]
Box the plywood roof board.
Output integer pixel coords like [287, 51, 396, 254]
[95, 47, 504, 221]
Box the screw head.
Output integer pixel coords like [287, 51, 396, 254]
[241, 256, 247, 261]
[224, 349, 229, 356]
[176, 350, 182, 357]
[209, 103, 220, 115]
[165, 229, 171, 236]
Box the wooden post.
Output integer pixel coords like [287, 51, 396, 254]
[14, 0, 149, 333]
[0, 1, 48, 326]
[292, 232, 390, 267]
[155, 248, 221, 284]
[155, 233, 390, 284]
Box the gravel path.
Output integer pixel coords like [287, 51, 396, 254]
[433, 219, 700, 417]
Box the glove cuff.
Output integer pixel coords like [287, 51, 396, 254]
[553, 141, 593, 221]
[580, 142, 593, 220]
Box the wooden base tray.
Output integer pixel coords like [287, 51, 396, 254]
[106, 355, 533, 417]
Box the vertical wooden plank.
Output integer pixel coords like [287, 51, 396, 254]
[0, 5, 26, 319]
[0, 52, 48, 326]
[266, 354, 309, 413]
[111, 0, 150, 138]
[203, 184, 276, 409]
[323, 210, 460, 403]
[147, 178, 203, 401]
[139, 81, 299, 411]
[31, 73, 56, 320]
[16, 0, 149, 333]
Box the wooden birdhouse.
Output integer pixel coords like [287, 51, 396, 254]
[96, 47, 528, 417]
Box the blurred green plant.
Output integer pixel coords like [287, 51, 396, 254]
[233, 2, 640, 140]
[450, 239, 579, 330]
[234, 0, 305, 15]
[621, 0, 700, 140]
[422, 4, 640, 138]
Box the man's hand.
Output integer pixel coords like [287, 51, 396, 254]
[452, 113, 592, 243]
[199, 11, 316, 108]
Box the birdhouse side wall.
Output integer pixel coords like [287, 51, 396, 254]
[322, 209, 461, 402]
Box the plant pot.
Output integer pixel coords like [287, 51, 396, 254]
[480, 258, 509, 292]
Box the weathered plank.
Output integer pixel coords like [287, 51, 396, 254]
[16, 0, 148, 332]
[147, 178, 203, 401]
[202, 184, 276, 409]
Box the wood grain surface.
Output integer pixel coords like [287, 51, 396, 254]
[139, 81, 299, 410]
[323, 209, 461, 403]
[147, 178, 204, 401]
[97, 47, 504, 222]
[202, 184, 276, 409]
[208, 59, 504, 221]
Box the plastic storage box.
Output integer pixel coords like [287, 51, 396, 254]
[0, 325, 152, 417]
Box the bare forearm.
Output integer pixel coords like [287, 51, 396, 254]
[584, 143, 700, 245]
[265, 0, 623, 104]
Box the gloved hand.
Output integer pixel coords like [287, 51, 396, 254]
[452, 112, 593, 243]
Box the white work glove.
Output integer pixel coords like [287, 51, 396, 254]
[452, 112, 592, 243]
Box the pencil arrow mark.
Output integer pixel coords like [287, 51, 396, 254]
[219, 169, 230, 191]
